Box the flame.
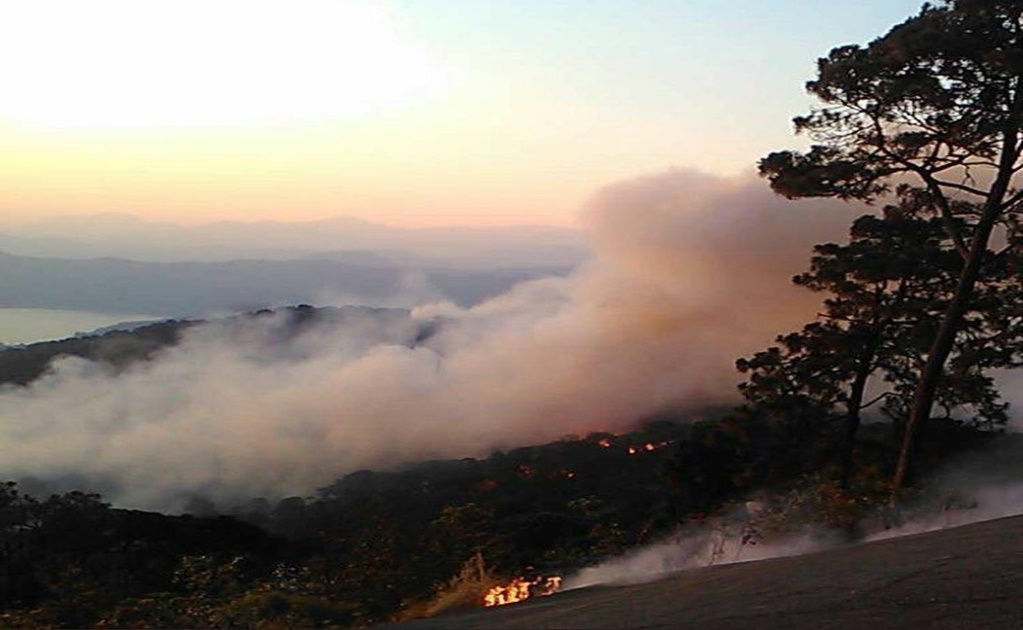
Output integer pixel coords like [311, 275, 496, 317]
[483, 576, 562, 607]
[627, 441, 673, 455]
[598, 438, 613, 448]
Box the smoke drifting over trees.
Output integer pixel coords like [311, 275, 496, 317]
[1, 170, 864, 510]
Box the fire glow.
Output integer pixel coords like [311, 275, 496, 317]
[483, 576, 562, 607]
[627, 441, 673, 455]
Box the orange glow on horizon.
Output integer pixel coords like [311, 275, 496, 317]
[0, 117, 590, 229]
[0, 1, 767, 231]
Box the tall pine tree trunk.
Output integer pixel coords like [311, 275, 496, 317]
[890, 130, 1019, 498]
[889, 241, 986, 495]
[839, 364, 871, 491]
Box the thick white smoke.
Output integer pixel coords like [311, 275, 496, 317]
[564, 527, 841, 590]
[565, 416, 1023, 590]
[0, 169, 862, 510]
[566, 468, 1023, 591]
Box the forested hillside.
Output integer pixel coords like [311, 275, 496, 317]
[0, 305, 416, 387]
[0, 418, 690, 627]
[1, 402, 1012, 628]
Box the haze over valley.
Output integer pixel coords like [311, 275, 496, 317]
[0, 213, 586, 268]
[0, 214, 584, 341]
[0, 170, 862, 510]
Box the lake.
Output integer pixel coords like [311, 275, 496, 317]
[0, 308, 161, 345]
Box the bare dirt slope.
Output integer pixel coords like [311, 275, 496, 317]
[384, 515, 1023, 630]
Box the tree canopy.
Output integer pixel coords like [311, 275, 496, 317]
[759, 0, 1023, 493]
[738, 205, 1015, 489]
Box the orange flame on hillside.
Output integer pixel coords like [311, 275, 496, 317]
[627, 441, 673, 455]
[483, 576, 562, 607]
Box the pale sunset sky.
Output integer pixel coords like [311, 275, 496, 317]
[1, 0, 926, 229]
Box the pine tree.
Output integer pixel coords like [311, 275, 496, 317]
[759, 0, 1023, 494]
[738, 204, 1013, 489]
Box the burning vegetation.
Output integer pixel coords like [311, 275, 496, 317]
[484, 576, 563, 607]
[0, 418, 696, 628]
[596, 434, 674, 454]
[628, 441, 673, 455]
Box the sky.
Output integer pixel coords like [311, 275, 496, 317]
[0, 0, 928, 229]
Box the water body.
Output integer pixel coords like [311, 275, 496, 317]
[0, 308, 161, 345]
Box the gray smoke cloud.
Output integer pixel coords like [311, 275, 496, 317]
[564, 526, 840, 590]
[567, 436, 1023, 590]
[0, 169, 864, 510]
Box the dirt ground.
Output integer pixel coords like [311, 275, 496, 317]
[380, 515, 1023, 629]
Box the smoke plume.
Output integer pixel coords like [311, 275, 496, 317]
[0, 169, 863, 510]
[566, 418, 1023, 590]
[564, 526, 840, 590]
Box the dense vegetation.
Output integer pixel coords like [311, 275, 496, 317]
[1, 401, 1011, 628]
[0, 319, 194, 386]
[0, 418, 724, 627]
[0, 279, 1016, 627]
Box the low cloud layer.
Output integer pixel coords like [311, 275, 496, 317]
[0, 169, 864, 510]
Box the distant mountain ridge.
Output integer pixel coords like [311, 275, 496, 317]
[0, 250, 567, 316]
[0, 213, 588, 268]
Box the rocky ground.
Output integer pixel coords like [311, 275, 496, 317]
[383, 514, 1023, 629]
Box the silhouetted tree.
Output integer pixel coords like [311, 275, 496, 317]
[666, 421, 752, 513]
[759, 0, 1023, 494]
[738, 207, 1011, 489]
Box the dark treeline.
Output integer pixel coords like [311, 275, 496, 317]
[0, 419, 704, 627]
[1, 407, 1010, 628]
[0, 305, 420, 387]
